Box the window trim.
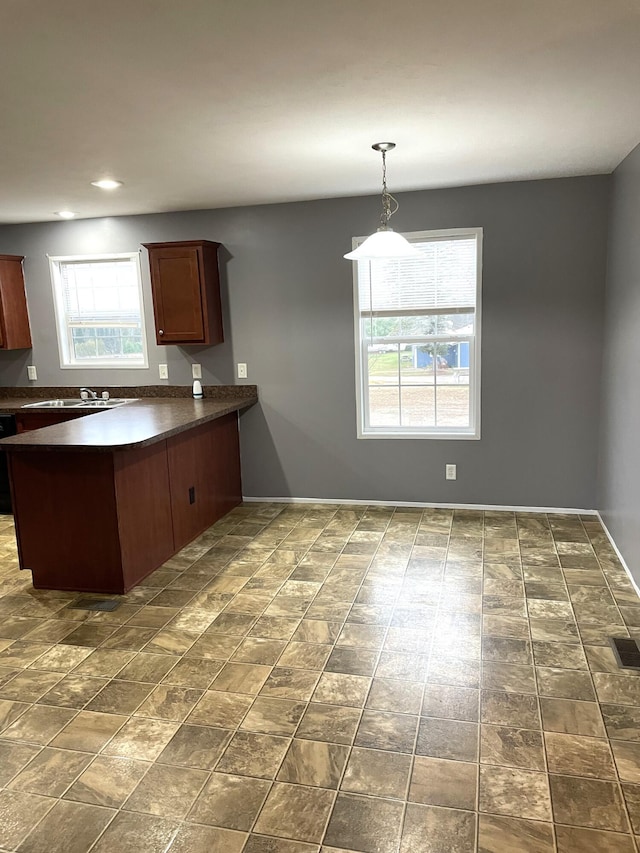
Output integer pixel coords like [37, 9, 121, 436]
[49, 252, 149, 370]
[352, 227, 483, 440]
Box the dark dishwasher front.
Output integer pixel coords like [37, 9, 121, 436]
[0, 414, 17, 513]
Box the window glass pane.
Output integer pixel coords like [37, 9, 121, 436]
[362, 313, 474, 339]
[434, 344, 471, 427]
[399, 345, 435, 428]
[435, 383, 470, 427]
[361, 317, 374, 342]
[70, 326, 144, 362]
[71, 332, 97, 360]
[377, 316, 438, 338]
[369, 386, 400, 427]
[401, 386, 436, 427]
[399, 344, 435, 384]
[435, 313, 474, 336]
[368, 345, 399, 385]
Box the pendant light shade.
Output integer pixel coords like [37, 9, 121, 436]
[345, 142, 419, 261]
[344, 227, 420, 260]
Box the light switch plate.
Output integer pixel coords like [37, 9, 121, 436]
[237, 363, 248, 379]
[159, 364, 169, 380]
[191, 363, 202, 379]
[27, 365, 37, 381]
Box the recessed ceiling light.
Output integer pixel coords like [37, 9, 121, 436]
[91, 179, 123, 190]
[56, 211, 76, 219]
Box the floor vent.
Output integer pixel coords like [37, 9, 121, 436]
[610, 637, 640, 669]
[68, 597, 121, 612]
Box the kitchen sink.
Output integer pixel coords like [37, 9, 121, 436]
[22, 398, 138, 409]
[76, 399, 138, 408]
[22, 400, 84, 408]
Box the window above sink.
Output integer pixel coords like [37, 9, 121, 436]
[49, 253, 149, 370]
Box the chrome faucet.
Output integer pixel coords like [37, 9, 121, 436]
[79, 387, 98, 400]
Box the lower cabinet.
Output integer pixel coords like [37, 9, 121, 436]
[167, 415, 241, 550]
[15, 410, 90, 432]
[7, 412, 242, 593]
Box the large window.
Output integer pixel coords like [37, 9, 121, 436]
[353, 228, 482, 439]
[49, 253, 148, 369]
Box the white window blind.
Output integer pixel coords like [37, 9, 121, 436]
[60, 257, 142, 326]
[358, 236, 477, 314]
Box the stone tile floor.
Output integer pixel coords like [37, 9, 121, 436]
[1, 504, 640, 851]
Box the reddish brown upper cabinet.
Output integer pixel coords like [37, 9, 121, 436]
[143, 240, 223, 346]
[0, 255, 32, 350]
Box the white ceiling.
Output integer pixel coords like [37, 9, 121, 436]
[1, 0, 639, 223]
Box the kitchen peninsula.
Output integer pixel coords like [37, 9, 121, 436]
[0, 386, 257, 594]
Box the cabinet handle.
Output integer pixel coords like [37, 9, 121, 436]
[158, 329, 164, 336]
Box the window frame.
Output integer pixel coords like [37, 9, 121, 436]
[49, 251, 149, 370]
[352, 227, 483, 440]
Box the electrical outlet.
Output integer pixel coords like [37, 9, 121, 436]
[191, 363, 202, 379]
[158, 364, 168, 380]
[27, 365, 37, 381]
[237, 363, 248, 379]
[445, 464, 457, 481]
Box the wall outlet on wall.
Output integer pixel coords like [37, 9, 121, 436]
[237, 363, 248, 379]
[27, 365, 37, 381]
[191, 363, 202, 379]
[445, 464, 457, 480]
[158, 363, 169, 380]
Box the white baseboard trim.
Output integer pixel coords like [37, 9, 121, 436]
[595, 511, 640, 598]
[242, 495, 597, 515]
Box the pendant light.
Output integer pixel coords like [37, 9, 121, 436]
[344, 142, 420, 260]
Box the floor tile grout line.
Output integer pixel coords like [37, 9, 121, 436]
[388, 507, 463, 848]
[579, 513, 640, 849]
[310, 503, 400, 850]
[542, 512, 638, 849]
[380, 505, 428, 853]
[4, 504, 640, 851]
[175, 500, 313, 849]
[227, 501, 373, 846]
[550, 512, 631, 847]
[453, 508, 484, 850]
[0, 505, 276, 853]
[556, 519, 621, 760]
[527, 512, 558, 853]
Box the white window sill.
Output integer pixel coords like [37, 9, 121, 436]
[358, 429, 481, 440]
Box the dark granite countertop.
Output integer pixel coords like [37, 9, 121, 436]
[0, 386, 257, 452]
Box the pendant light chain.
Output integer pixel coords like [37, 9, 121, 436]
[343, 141, 418, 260]
[380, 148, 400, 229]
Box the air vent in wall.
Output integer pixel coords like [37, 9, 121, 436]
[610, 637, 640, 669]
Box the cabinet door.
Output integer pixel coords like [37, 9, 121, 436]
[0, 255, 32, 350]
[15, 411, 90, 433]
[149, 246, 206, 344]
[167, 413, 242, 550]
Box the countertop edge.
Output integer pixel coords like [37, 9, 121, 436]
[0, 395, 258, 452]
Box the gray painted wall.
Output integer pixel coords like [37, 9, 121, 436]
[599, 143, 640, 577]
[0, 176, 609, 507]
